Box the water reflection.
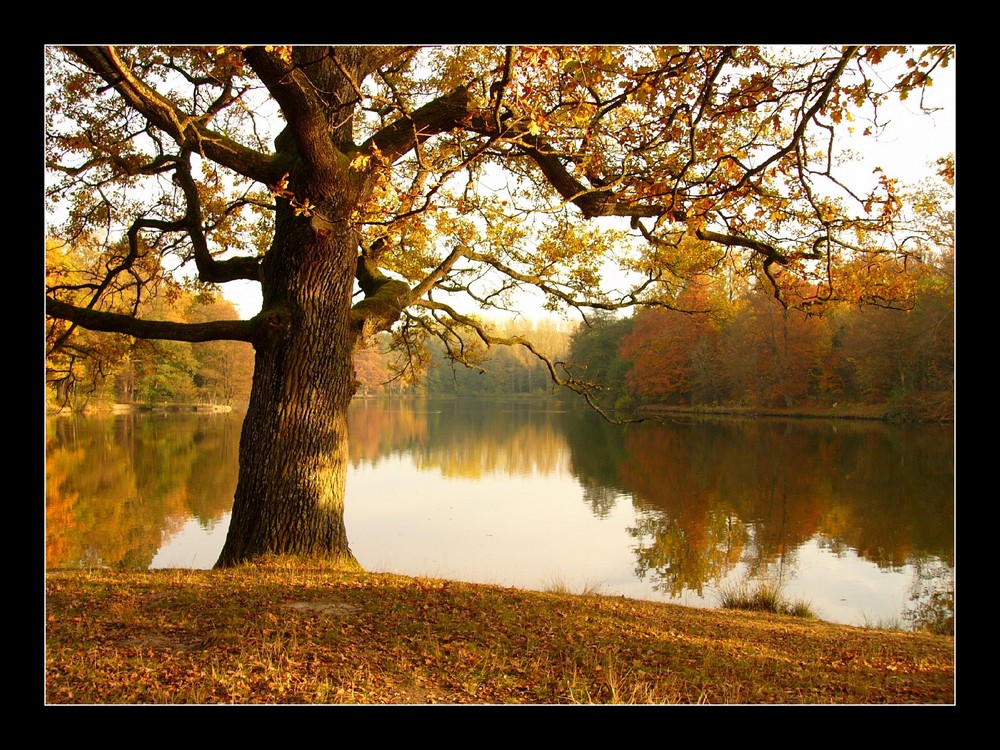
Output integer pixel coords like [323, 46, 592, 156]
[350, 399, 571, 479]
[46, 413, 241, 570]
[45, 400, 953, 629]
[578, 414, 953, 630]
[611, 418, 954, 591]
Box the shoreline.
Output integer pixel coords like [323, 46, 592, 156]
[46, 396, 953, 423]
[635, 402, 954, 424]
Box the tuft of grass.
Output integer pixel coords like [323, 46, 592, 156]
[715, 580, 814, 619]
[860, 613, 905, 632]
[543, 575, 605, 597]
[783, 599, 817, 619]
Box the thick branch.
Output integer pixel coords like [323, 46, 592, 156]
[351, 256, 411, 337]
[460, 109, 667, 219]
[408, 245, 467, 301]
[173, 154, 262, 283]
[47, 298, 256, 343]
[362, 85, 476, 165]
[66, 46, 280, 185]
[352, 241, 467, 338]
[695, 229, 789, 265]
[519, 140, 636, 218]
[241, 47, 343, 174]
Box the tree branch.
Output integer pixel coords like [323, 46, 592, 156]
[173, 153, 262, 283]
[361, 85, 476, 165]
[408, 244, 467, 301]
[351, 254, 411, 339]
[463, 249, 677, 314]
[240, 46, 344, 174]
[740, 46, 859, 184]
[66, 46, 281, 185]
[46, 298, 256, 343]
[694, 229, 789, 265]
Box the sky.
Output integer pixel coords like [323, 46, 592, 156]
[218, 55, 956, 322]
[836, 64, 955, 187]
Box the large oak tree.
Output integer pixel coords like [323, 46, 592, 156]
[45, 45, 953, 567]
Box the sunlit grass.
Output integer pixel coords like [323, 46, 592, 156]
[715, 580, 815, 620]
[542, 575, 605, 597]
[859, 612, 905, 632]
[46, 567, 953, 704]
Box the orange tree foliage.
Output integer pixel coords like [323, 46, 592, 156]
[587, 247, 950, 412]
[718, 288, 835, 408]
[619, 274, 728, 405]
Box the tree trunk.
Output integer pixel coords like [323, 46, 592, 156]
[216, 208, 361, 568]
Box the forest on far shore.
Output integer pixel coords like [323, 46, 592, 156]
[46, 242, 953, 423]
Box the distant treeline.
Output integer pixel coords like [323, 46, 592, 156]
[373, 256, 953, 421]
[561, 275, 953, 420]
[48, 261, 952, 420]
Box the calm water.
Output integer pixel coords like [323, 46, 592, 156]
[45, 398, 954, 629]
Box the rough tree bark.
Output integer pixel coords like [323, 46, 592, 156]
[216, 49, 374, 567]
[217, 210, 362, 567]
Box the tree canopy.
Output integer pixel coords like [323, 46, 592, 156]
[44, 45, 955, 566]
[47, 46, 953, 366]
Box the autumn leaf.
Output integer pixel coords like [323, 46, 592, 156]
[270, 173, 293, 199]
[293, 198, 315, 217]
[264, 45, 294, 64]
[350, 153, 372, 171]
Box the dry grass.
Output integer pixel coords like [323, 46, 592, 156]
[45, 563, 954, 704]
[716, 580, 815, 619]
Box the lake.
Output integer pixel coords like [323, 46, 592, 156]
[45, 398, 954, 631]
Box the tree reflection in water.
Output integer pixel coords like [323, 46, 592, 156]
[46, 402, 953, 630]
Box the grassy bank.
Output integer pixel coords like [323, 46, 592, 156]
[45, 564, 954, 704]
[636, 390, 954, 423]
